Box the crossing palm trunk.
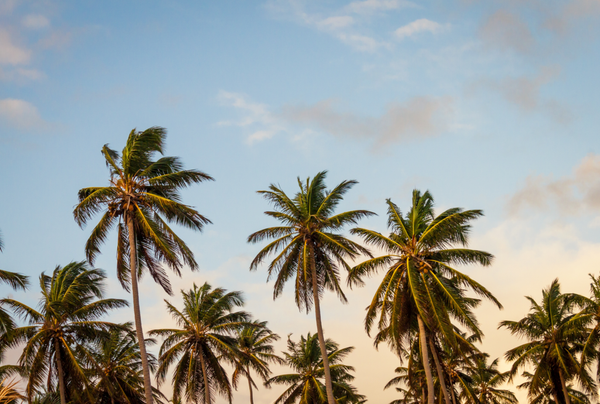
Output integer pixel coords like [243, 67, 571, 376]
[417, 316, 435, 404]
[127, 216, 154, 404]
[428, 339, 451, 404]
[559, 369, 571, 404]
[309, 242, 336, 404]
[55, 340, 67, 404]
[200, 351, 211, 404]
[247, 365, 254, 404]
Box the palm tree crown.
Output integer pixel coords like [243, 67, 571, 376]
[248, 171, 373, 404]
[3, 261, 127, 404]
[150, 282, 250, 404]
[348, 190, 500, 404]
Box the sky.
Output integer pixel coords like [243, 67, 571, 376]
[1, 0, 600, 402]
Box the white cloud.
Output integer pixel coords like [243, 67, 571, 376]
[217, 91, 285, 144]
[0, 66, 44, 81]
[346, 0, 414, 14]
[22, 14, 50, 29]
[0, 29, 31, 65]
[479, 10, 534, 54]
[0, 98, 47, 130]
[394, 18, 445, 39]
[317, 15, 354, 30]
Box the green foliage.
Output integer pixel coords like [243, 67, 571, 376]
[73, 127, 213, 294]
[2, 261, 128, 402]
[150, 282, 250, 404]
[266, 333, 365, 404]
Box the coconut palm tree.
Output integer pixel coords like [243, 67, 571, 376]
[150, 282, 250, 404]
[231, 320, 284, 404]
[0, 378, 24, 404]
[266, 333, 365, 404]
[518, 371, 591, 404]
[348, 191, 501, 404]
[576, 274, 600, 383]
[73, 127, 214, 404]
[79, 325, 166, 404]
[248, 171, 373, 404]
[469, 356, 517, 404]
[0, 230, 29, 335]
[500, 279, 593, 404]
[2, 261, 127, 404]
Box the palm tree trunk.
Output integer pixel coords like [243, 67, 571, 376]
[127, 216, 154, 404]
[309, 243, 336, 404]
[54, 340, 67, 404]
[450, 384, 457, 404]
[428, 339, 451, 404]
[247, 365, 254, 404]
[200, 351, 211, 404]
[417, 315, 435, 404]
[559, 368, 571, 404]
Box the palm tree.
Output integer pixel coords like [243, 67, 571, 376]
[73, 127, 214, 404]
[500, 279, 593, 404]
[348, 191, 501, 404]
[576, 274, 600, 383]
[248, 171, 373, 404]
[0, 378, 24, 404]
[150, 282, 250, 404]
[79, 325, 165, 404]
[518, 371, 591, 404]
[0, 229, 29, 335]
[266, 332, 365, 404]
[232, 320, 284, 404]
[468, 356, 517, 404]
[2, 261, 128, 404]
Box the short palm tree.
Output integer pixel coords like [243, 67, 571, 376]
[2, 261, 128, 404]
[266, 332, 365, 404]
[73, 127, 214, 404]
[469, 356, 517, 404]
[348, 191, 501, 404]
[248, 171, 373, 404]
[79, 325, 165, 404]
[500, 279, 593, 404]
[232, 320, 284, 404]
[150, 282, 250, 404]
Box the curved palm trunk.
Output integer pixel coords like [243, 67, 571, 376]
[428, 339, 451, 404]
[200, 351, 211, 404]
[309, 243, 336, 404]
[247, 365, 254, 404]
[54, 340, 67, 404]
[559, 369, 571, 404]
[417, 316, 435, 404]
[127, 217, 154, 404]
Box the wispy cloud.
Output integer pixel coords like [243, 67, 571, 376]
[345, 0, 414, 14]
[394, 18, 446, 40]
[507, 154, 600, 217]
[478, 10, 534, 54]
[0, 98, 48, 131]
[468, 66, 571, 123]
[281, 96, 454, 147]
[216, 91, 286, 144]
[22, 14, 50, 30]
[0, 29, 31, 65]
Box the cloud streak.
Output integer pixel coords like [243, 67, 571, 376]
[0, 98, 47, 131]
[507, 154, 600, 216]
[395, 19, 445, 39]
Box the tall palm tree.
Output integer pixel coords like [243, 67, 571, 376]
[232, 320, 284, 404]
[348, 191, 501, 404]
[150, 282, 250, 404]
[266, 332, 365, 404]
[2, 261, 128, 404]
[0, 378, 24, 404]
[469, 356, 517, 404]
[576, 274, 600, 383]
[500, 279, 593, 404]
[79, 325, 165, 404]
[73, 127, 214, 404]
[248, 171, 373, 404]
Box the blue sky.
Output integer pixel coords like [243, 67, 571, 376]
[2, 0, 600, 402]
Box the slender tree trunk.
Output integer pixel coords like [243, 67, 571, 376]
[247, 365, 254, 404]
[200, 351, 211, 404]
[450, 384, 457, 404]
[428, 339, 451, 404]
[559, 368, 571, 404]
[417, 315, 435, 404]
[127, 216, 154, 404]
[309, 242, 336, 404]
[54, 340, 67, 404]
